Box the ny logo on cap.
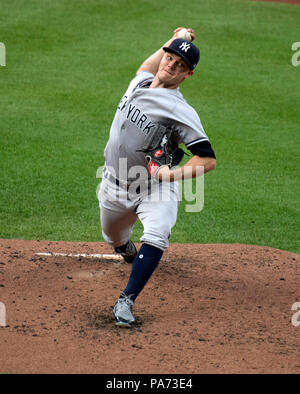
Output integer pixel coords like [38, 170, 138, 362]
[179, 42, 191, 52]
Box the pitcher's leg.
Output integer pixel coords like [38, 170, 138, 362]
[100, 203, 137, 248]
[137, 183, 179, 251]
[113, 243, 163, 327]
[113, 183, 179, 326]
[123, 243, 163, 299]
[125, 183, 179, 295]
[98, 178, 138, 249]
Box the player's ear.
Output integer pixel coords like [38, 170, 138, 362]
[184, 70, 194, 80]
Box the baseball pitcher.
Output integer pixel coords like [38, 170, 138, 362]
[98, 27, 216, 327]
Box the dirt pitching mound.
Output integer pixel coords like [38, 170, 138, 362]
[0, 239, 299, 374]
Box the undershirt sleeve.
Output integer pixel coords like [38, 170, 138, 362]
[187, 140, 216, 159]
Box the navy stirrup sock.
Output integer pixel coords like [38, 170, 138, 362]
[123, 243, 163, 302]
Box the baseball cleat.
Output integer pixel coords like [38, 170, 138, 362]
[115, 240, 137, 264]
[113, 292, 135, 327]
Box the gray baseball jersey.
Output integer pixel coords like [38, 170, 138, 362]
[104, 71, 210, 182]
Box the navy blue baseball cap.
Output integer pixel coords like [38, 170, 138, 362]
[163, 38, 200, 70]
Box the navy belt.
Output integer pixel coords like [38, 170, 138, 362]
[104, 169, 152, 193]
[112, 176, 153, 194]
[115, 177, 132, 191]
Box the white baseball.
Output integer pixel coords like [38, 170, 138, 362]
[177, 28, 192, 42]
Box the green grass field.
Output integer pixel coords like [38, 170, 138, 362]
[0, 0, 299, 252]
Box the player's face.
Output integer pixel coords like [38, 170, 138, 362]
[157, 52, 194, 88]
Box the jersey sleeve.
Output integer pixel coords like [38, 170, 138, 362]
[172, 103, 209, 144]
[125, 71, 154, 96]
[170, 100, 216, 158]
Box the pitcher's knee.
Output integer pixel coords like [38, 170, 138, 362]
[140, 228, 171, 251]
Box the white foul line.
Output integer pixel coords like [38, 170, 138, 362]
[35, 252, 123, 261]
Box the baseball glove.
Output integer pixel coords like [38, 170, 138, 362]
[137, 122, 185, 179]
